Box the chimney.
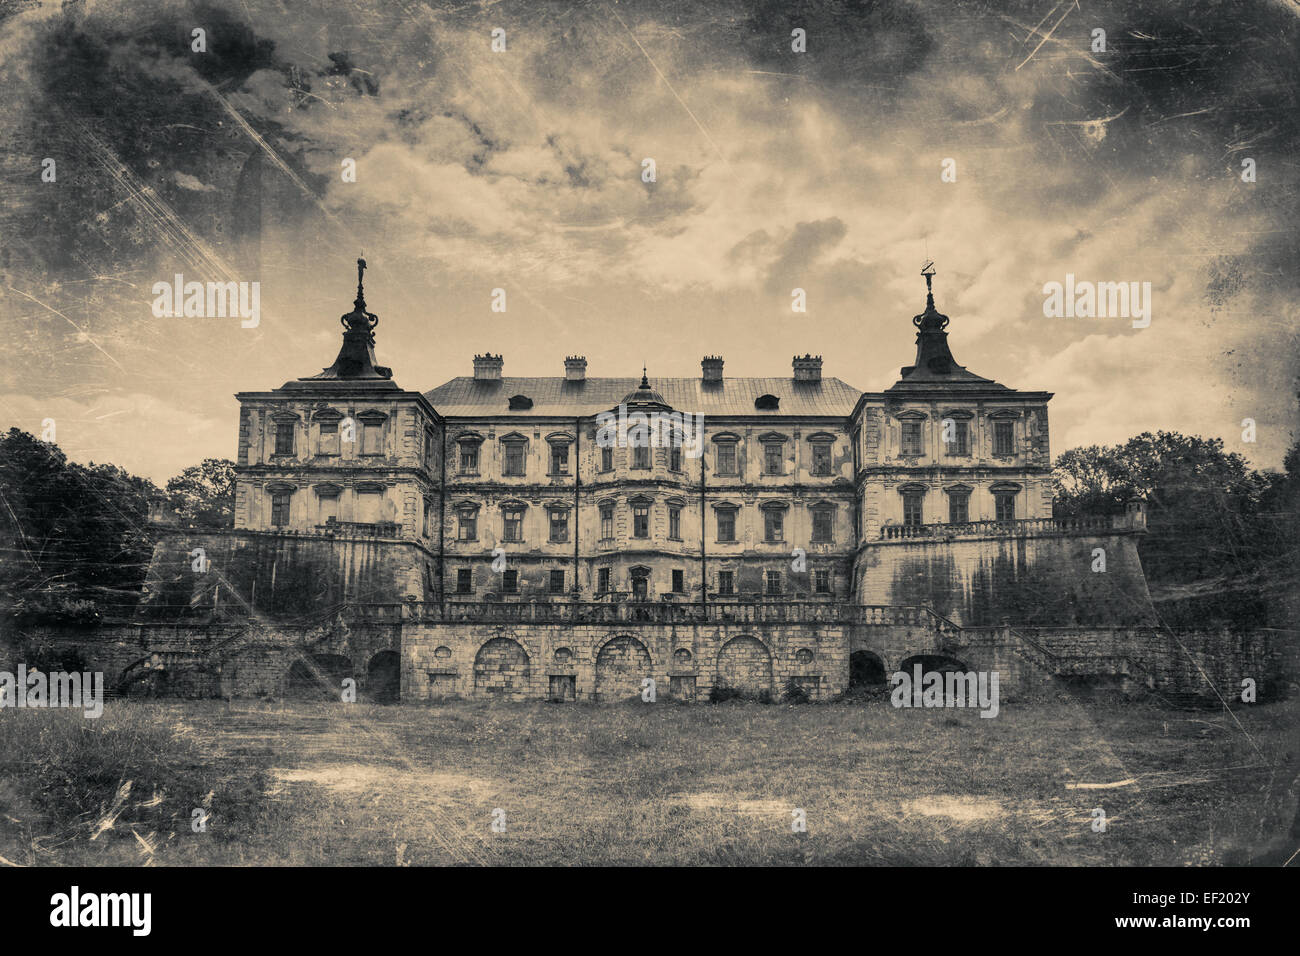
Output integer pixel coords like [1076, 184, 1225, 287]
[564, 356, 587, 382]
[701, 355, 724, 384]
[473, 353, 503, 381]
[792, 354, 823, 383]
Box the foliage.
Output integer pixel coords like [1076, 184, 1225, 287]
[1054, 429, 1299, 628]
[164, 458, 236, 529]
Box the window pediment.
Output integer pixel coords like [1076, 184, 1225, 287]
[711, 432, 740, 443]
[759, 500, 789, 511]
[711, 501, 739, 512]
[356, 481, 387, 494]
[269, 411, 301, 423]
[314, 483, 343, 497]
[265, 481, 296, 494]
[356, 410, 389, 424]
[943, 483, 974, 495]
[758, 431, 788, 444]
[628, 494, 654, 505]
[453, 501, 480, 514]
[311, 407, 344, 422]
[988, 409, 1022, 419]
[546, 431, 574, 444]
[499, 432, 528, 444]
[990, 481, 1023, 493]
[894, 410, 927, 421]
[806, 432, 837, 443]
[941, 410, 974, 421]
[897, 482, 928, 495]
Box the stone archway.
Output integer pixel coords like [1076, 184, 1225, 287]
[473, 638, 531, 699]
[715, 636, 773, 697]
[849, 650, 887, 688]
[595, 635, 652, 702]
[366, 650, 401, 703]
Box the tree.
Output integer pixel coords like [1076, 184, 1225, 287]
[0, 428, 158, 621]
[1054, 430, 1292, 628]
[165, 458, 235, 529]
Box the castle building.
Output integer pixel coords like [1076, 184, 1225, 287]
[230, 263, 1068, 616]
[136, 259, 1157, 703]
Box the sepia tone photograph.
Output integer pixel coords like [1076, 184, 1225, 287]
[0, 0, 1296, 907]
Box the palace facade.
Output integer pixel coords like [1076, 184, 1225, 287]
[230, 265, 1072, 616]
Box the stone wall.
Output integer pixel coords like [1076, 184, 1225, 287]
[855, 531, 1154, 627]
[139, 529, 438, 620]
[401, 621, 856, 703]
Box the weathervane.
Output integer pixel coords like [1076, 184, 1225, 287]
[341, 256, 379, 335]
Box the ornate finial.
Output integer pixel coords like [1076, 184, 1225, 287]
[342, 256, 378, 335]
[921, 259, 936, 303]
[641, 365, 649, 388]
[913, 260, 949, 331]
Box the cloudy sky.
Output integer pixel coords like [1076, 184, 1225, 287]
[0, 0, 1296, 483]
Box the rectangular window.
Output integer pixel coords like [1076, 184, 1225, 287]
[318, 494, 338, 525]
[852, 426, 861, 472]
[549, 570, 565, 593]
[597, 567, 611, 593]
[765, 570, 782, 595]
[717, 570, 734, 596]
[601, 446, 613, 472]
[632, 444, 651, 470]
[503, 509, 523, 543]
[361, 421, 383, 456]
[717, 509, 736, 543]
[459, 442, 479, 474]
[902, 492, 923, 527]
[994, 421, 1015, 456]
[764, 443, 783, 475]
[949, 494, 969, 524]
[503, 442, 526, 476]
[814, 569, 830, 593]
[318, 423, 339, 456]
[764, 509, 784, 543]
[502, 570, 518, 593]
[900, 421, 923, 457]
[716, 443, 737, 475]
[633, 504, 649, 539]
[422, 498, 432, 536]
[550, 443, 569, 475]
[812, 508, 833, 544]
[672, 569, 684, 593]
[424, 428, 437, 471]
[458, 511, 477, 541]
[270, 491, 291, 527]
[669, 444, 682, 472]
[811, 442, 832, 476]
[996, 494, 1016, 522]
[274, 422, 295, 456]
[456, 569, 472, 594]
[945, 420, 969, 456]
[600, 505, 614, 540]
[668, 506, 681, 540]
[549, 510, 569, 543]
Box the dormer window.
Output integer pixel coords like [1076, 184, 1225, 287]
[755, 394, 780, 410]
[508, 394, 533, 410]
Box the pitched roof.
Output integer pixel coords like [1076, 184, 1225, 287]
[423, 376, 863, 418]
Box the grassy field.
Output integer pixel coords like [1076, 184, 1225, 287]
[2, 692, 1297, 866]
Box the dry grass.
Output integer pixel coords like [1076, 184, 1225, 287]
[2, 692, 1296, 866]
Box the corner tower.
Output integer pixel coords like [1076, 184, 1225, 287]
[233, 260, 444, 548]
